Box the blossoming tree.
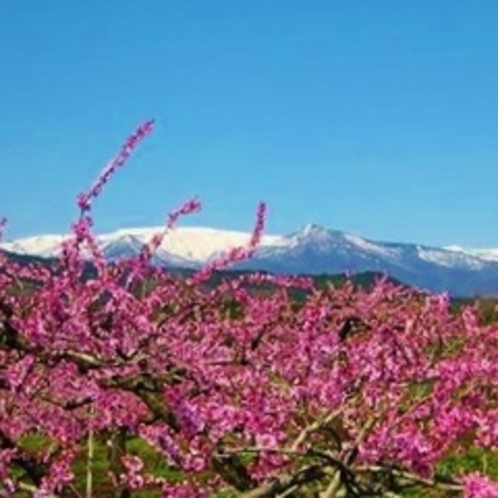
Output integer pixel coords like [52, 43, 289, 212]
[0, 122, 497, 497]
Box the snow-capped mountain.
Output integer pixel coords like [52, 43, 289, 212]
[1, 234, 68, 259]
[0, 227, 286, 268]
[233, 224, 498, 296]
[2, 224, 498, 297]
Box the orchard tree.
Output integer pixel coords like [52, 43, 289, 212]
[0, 122, 498, 497]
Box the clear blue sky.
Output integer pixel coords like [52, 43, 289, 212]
[1, 1, 497, 247]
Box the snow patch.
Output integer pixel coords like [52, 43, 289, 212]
[343, 234, 400, 259]
[418, 248, 486, 269]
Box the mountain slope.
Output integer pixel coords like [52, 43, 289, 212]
[2, 224, 498, 297]
[444, 245, 498, 263]
[233, 225, 498, 296]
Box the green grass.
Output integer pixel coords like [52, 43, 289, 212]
[15, 433, 183, 497]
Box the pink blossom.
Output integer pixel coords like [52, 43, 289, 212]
[463, 473, 498, 498]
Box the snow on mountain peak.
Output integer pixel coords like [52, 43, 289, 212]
[287, 226, 399, 258]
[300, 223, 328, 236]
[3, 225, 498, 294]
[417, 247, 487, 269]
[442, 245, 498, 263]
[290, 223, 338, 242]
[0, 226, 288, 265]
[343, 233, 401, 258]
[0, 234, 69, 257]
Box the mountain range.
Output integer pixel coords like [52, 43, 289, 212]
[1, 224, 498, 297]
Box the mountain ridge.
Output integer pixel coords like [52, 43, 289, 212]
[2, 224, 498, 297]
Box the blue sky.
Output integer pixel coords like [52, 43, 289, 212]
[1, 1, 497, 247]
